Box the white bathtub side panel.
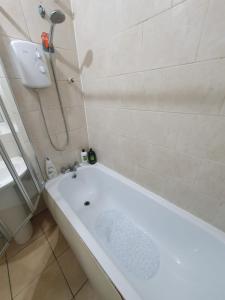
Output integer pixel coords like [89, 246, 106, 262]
[45, 192, 123, 300]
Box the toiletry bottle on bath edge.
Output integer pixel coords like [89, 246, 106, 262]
[88, 148, 97, 165]
[45, 157, 57, 179]
[81, 149, 88, 164]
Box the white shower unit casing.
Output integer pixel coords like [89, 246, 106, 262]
[10, 40, 51, 89]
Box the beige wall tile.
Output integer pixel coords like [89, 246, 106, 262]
[211, 202, 225, 232]
[83, 77, 122, 109]
[58, 80, 84, 108]
[56, 127, 88, 155]
[195, 160, 225, 203]
[9, 79, 40, 112]
[112, 135, 138, 179]
[74, 0, 171, 54]
[119, 0, 171, 29]
[20, 110, 48, 141]
[75, 0, 225, 231]
[197, 0, 225, 60]
[54, 47, 80, 81]
[0, 0, 29, 39]
[137, 140, 201, 183]
[141, 59, 225, 114]
[74, 0, 122, 51]
[162, 177, 222, 223]
[86, 107, 136, 139]
[60, 149, 81, 168]
[172, 0, 187, 6]
[133, 110, 179, 148]
[65, 105, 86, 131]
[38, 85, 60, 110]
[108, 25, 143, 75]
[81, 46, 109, 81]
[221, 100, 225, 115]
[134, 166, 165, 196]
[142, 0, 208, 69]
[44, 107, 68, 135]
[176, 114, 225, 164]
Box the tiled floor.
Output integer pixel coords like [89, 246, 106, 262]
[0, 209, 101, 300]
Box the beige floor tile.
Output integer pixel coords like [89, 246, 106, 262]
[8, 235, 55, 298]
[75, 282, 101, 300]
[0, 254, 6, 264]
[0, 262, 11, 300]
[36, 209, 56, 233]
[45, 226, 69, 257]
[14, 261, 73, 300]
[58, 248, 87, 295]
[6, 217, 43, 259]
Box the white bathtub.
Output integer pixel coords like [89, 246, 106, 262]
[45, 163, 225, 300]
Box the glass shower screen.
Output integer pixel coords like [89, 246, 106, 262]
[0, 63, 44, 254]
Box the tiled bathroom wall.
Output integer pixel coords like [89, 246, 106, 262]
[73, 0, 225, 231]
[0, 0, 88, 174]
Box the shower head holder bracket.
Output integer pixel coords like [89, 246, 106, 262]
[38, 4, 46, 18]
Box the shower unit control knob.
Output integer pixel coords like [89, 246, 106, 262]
[36, 51, 41, 59]
[39, 66, 46, 73]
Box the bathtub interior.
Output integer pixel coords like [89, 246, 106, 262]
[55, 165, 225, 300]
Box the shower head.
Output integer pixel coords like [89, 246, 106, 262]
[48, 10, 66, 49]
[50, 10, 66, 24]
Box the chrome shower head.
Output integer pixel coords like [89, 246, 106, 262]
[50, 10, 66, 24]
[48, 10, 66, 49]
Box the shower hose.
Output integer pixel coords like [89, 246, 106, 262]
[36, 50, 70, 151]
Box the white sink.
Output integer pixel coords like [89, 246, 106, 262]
[0, 156, 27, 189]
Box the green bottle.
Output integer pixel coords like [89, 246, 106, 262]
[88, 148, 97, 165]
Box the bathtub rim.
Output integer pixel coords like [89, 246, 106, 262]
[45, 163, 225, 300]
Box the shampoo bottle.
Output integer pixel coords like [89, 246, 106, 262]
[80, 149, 88, 164]
[88, 148, 97, 165]
[45, 157, 57, 179]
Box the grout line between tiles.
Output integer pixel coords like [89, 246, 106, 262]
[74, 279, 89, 297]
[90, 55, 225, 81]
[18, 0, 32, 42]
[91, 0, 188, 48]
[43, 229, 74, 298]
[43, 223, 88, 299]
[5, 255, 13, 300]
[85, 103, 225, 118]
[194, 0, 210, 61]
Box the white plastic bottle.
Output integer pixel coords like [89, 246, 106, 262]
[45, 157, 57, 179]
[80, 149, 88, 164]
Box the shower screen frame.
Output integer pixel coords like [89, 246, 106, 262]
[0, 94, 43, 252]
[0, 95, 43, 194]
